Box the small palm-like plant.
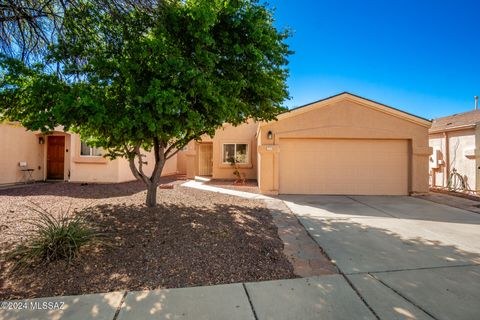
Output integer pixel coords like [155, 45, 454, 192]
[8, 204, 100, 268]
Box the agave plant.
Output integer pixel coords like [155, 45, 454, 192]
[7, 204, 102, 268]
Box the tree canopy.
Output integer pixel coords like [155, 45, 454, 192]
[0, 0, 160, 63]
[0, 0, 291, 206]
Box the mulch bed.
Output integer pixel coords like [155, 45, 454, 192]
[0, 178, 294, 300]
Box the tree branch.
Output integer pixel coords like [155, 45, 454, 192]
[126, 144, 150, 186]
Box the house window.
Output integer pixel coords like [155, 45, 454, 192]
[223, 143, 248, 164]
[80, 141, 103, 157]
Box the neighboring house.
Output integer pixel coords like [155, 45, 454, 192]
[185, 92, 432, 196]
[1, 92, 432, 195]
[0, 122, 179, 185]
[429, 109, 480, 193]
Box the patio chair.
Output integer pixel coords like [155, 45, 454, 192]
[19, 161, 35, 184]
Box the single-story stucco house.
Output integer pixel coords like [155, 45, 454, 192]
[429, 109, 480, 193]
[0, 123, 179, 185]
[1, 92, 432, 195]
[185, 92, 432, 195]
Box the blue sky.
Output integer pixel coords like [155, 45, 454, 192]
[268, 0, 480, 119]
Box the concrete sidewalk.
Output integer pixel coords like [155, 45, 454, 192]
[0, 275, 376, 320]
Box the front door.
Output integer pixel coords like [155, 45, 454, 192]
[198, 144, 213, 176]
[47, 136, 65, 180]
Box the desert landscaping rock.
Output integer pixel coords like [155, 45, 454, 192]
[0, 178, 294, 300]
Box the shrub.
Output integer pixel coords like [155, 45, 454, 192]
[8, 205, 100, 268]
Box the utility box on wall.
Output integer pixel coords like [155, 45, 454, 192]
[430, 149, 443, 169]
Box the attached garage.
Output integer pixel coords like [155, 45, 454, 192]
[257, 92, 432, 196]
[278, 138, 409, 195]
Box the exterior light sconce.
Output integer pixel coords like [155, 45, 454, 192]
[267, 131, 273, 140]
[38, 137, 45, 145]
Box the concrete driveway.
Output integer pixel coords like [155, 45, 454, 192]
[281, 195, 480, 320]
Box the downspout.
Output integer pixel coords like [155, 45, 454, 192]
[431, 160, 436, 187]
[475, 122, 480, 194]
[444, 131, 449, 187]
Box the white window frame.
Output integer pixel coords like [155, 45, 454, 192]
[222, 143, 249, 164]
[80, 141, 103, 157]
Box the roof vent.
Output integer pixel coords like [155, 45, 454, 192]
[446, 122, 453, 126]
[475, 96, 478, 110]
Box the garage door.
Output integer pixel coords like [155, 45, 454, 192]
[279, 139, 409, 195]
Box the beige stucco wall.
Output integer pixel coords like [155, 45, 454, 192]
[212, 121, 258, 179]
[184, 121, 258, 180]
[116, 148, 178, 183]
[184, 140, 197, 179]
[429, 128, 477, 191]
[116, 154, 178, 183]
[69, 134, 120, 183]
[0, 123, 45, 184]
[70, 135, 180, 183]
[176, 147, 188, 174]
[163, 153, 179, 176]
[0, 125, 181, 185]
[258, 96, 431, 195]
[449, 130, 476, 190]
[429, 132, 447, 187]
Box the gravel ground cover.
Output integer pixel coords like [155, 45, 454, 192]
[0, 178, 294, 300]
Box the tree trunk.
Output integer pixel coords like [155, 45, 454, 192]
[146, 183, 158, 207]
[127, 139, 166, 208]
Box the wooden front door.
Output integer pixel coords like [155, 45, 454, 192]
[47, 136, 65, 180]
[198, 144, 213, 176]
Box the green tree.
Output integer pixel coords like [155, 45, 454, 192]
[0, 0, 160, 63]
[0, 0, 290, 207]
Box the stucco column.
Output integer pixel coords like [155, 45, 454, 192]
[257, 144, 280, 195]
[411, 142, 432, 194]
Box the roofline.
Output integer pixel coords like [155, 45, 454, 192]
[261, 92, 432, 127]
[429, 124, 477, 134]
[291, 92, 431, 122]
[431, 109, 480, 122]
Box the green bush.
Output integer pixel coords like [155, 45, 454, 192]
[8, 205, 100, 268]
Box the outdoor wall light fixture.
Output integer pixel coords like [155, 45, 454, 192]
[38, 137, 45, 145]
[267, 131, 273, 140]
